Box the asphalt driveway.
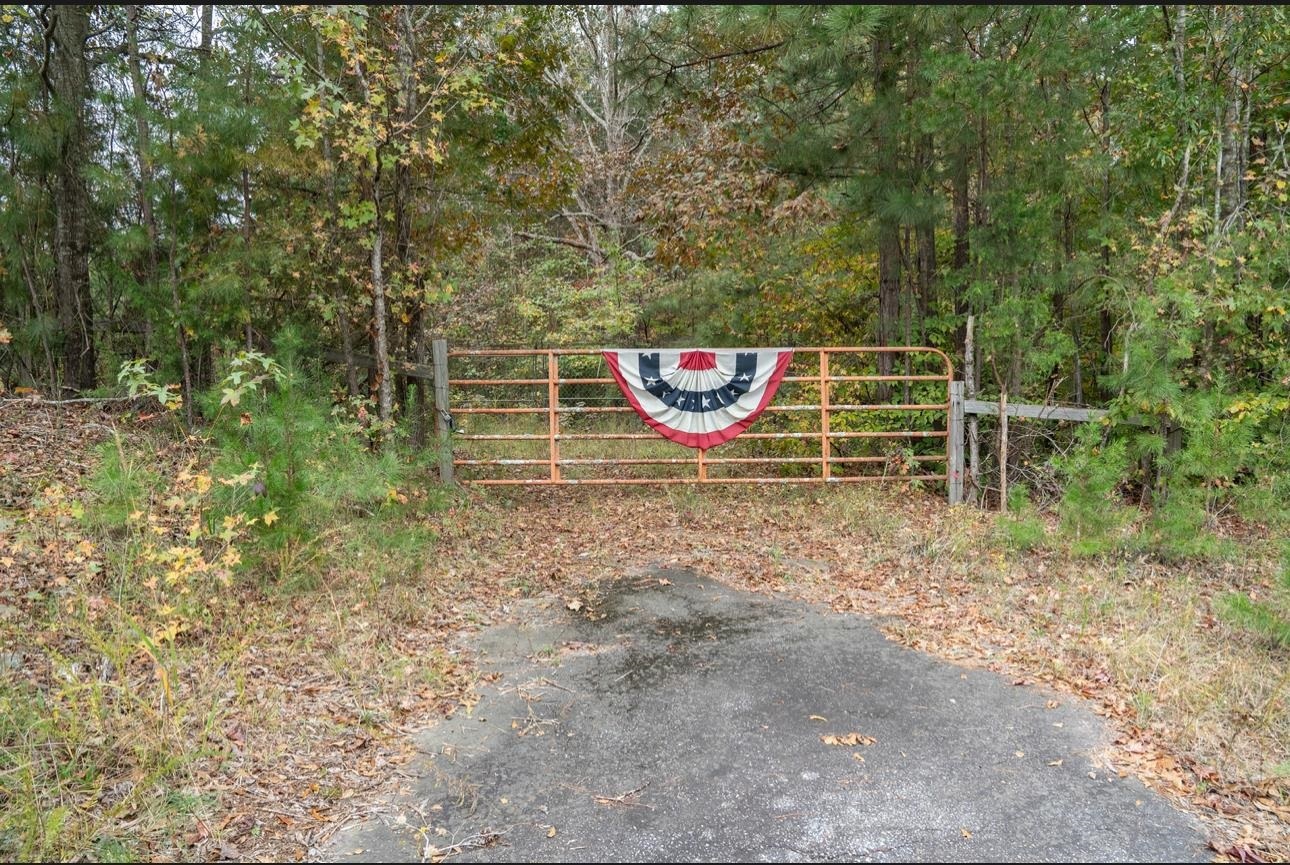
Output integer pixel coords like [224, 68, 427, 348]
[324, 568, 1206, 862]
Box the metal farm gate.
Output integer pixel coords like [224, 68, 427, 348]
[428, 345, 964, 500]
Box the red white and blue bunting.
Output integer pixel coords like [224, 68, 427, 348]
[603, 348, 794, 449]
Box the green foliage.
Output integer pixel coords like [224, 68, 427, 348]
[1220, 592, 1290, 650]
[1138, 487, 1231, 562]
[199, 339, 443, 583]
[116, 359, 182, 410]
[2, 4, 1284, 537]
[86, 434, 163, 533]
[1056, 433, 1134, 556]
[999, 485, 1048, 552]
[1219, 547, 1290, 648]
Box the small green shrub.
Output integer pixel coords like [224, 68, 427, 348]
[1137, 486, 1232, 562]
[1219, 544, 1290, 648]
[999, 485, 1047, 552]
[85, 434, 163, 532]
[194, 335, 446, 585]
[1056, 433, 1134, 556]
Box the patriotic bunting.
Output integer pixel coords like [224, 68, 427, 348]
[603, 348, 794, 449]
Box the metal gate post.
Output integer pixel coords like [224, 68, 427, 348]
[947, 380, 965, 505]
[547, 351, 561, 482]
[820, 351, 831, 481]
[432, 338, 454, 485]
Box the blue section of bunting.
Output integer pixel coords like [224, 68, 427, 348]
[636, 351, 759, 414]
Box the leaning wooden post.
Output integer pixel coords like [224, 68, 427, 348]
[948, 380, 965, 505]
[432, 338, 454, 485]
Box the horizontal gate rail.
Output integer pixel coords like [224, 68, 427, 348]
[445, 346, 953, 488]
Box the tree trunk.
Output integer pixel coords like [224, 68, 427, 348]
[167, 121, 195, 427]
[200, 5, 213, 55]
[125, 5, 160, 340]
[369, 165, 393, 430]
[873, 31, 901, 400]
[997, 388, 1008, 513]
[394, 5, 433, 444]
[315, 32, 359, 398]
[950, 133, 971, 356]
[1097, 80, 1115, 397]
[241, 57, 255, 349]
[49, 5, 96, 391]
[914, 118, 936, 324]
[1217, 53, 1246, 230]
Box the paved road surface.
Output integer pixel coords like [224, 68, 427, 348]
[324, 568, 1205, 863]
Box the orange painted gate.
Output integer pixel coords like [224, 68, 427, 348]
[432, 346, 962, 500]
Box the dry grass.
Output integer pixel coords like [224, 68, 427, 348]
[0, 404, 485, 862]
[2, 403, 1286, 861]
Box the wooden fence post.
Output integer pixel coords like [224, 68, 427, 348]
[948, 380, 965, 505]
[432, 338, 454, 485]
[965, 314, 980, 503]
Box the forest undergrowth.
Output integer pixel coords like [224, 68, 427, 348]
[1, 399, 1286, 862]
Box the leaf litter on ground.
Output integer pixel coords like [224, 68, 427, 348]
[1, 406, 1286, 861]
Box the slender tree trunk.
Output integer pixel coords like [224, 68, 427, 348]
[167, 122, 195, 428]
[1097, 80, 1115, 397]
[370, 169, 392, 431]
[49, 5, 96, 391]
[914, 121, 936, 324]
[349, 6, 390, 424]
[873, 31, 901, 400]
[395, 5, 431, 444]
[951, 133, 971, 356]
[240, 58, 254, 349]
[200, 5, 213, 55]
[125, 7, 159, 282]
[1217, 47, 1246, 229]
[997, 387, 1008, 513]
[315, 32, 359, 398]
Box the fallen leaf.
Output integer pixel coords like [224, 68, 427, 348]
[821, 732, 876, 747]
[961, 827, 973, 839]
[809, 715, 828, 722]
[547, 826, 557, 838]
[658, 578, 672, 586]
[565, 598, 583, 612]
